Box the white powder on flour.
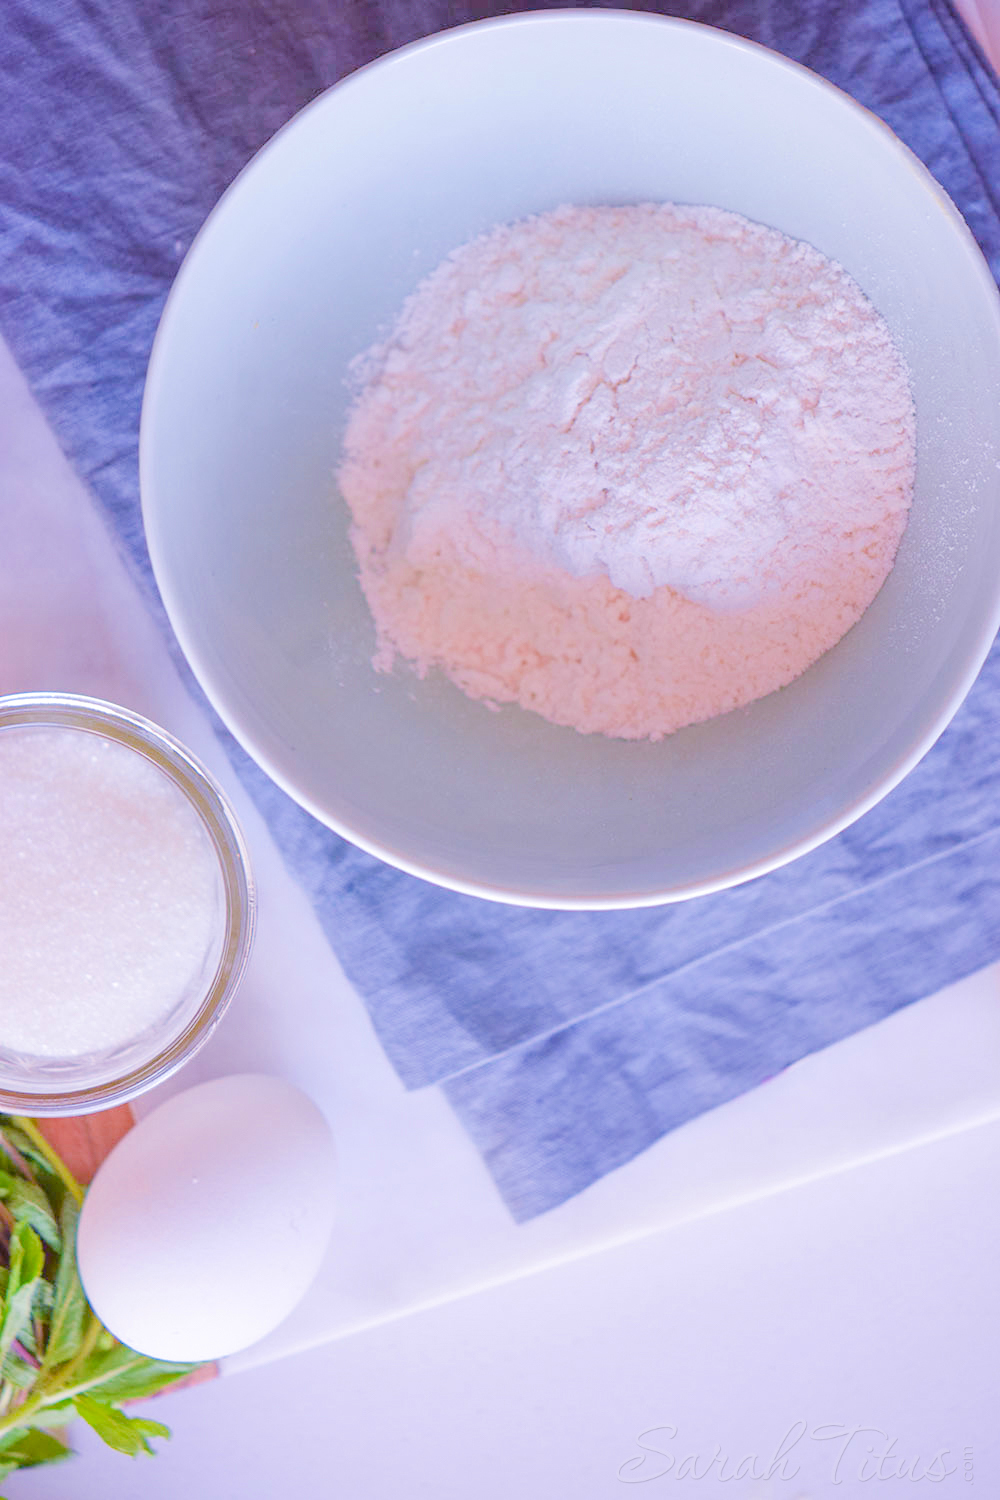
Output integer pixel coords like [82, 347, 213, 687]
[339, 203, 916, 739]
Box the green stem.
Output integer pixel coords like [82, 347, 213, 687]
[9, 1121, 84, 1208]
[0, 1389, 41, 1439]
[0, 1318, 102, 1439]
[0, 1119, 91, 1443]
[32, 1356, 132, 1408]
[36, 1312, 102, 1398]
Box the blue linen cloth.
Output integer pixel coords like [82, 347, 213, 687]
[2, 0, 999, 1219]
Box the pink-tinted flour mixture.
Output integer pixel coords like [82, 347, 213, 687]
[338, 204, 916, 740]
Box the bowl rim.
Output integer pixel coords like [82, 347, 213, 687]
[140, 8, 1000, 910]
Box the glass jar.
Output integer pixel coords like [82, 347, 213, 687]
[0, 693, 255, 1114]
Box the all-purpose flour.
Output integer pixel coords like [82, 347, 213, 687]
[338, 204, 916, 739]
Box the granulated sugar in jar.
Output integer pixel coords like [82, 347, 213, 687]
[1, 726, 224, 1056]
[0, 695, 254, 1112]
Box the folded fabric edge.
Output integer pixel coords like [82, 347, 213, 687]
[445, 823, 1000, 1219]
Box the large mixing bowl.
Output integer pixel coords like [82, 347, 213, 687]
[140, 10, 1000, 909]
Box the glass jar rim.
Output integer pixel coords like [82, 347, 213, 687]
[0, 692, 256, 1115]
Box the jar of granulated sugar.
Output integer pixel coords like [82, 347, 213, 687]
[0, 693, 254, 1114]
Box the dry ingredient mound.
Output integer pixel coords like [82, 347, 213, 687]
[338, 203, 916, 740]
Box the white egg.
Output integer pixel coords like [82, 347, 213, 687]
[77, 1074, 336, 1362]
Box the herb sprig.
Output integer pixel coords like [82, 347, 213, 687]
[0, 1115, 201, 1490]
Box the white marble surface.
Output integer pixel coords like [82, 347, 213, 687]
[14, 1114, 1000, 1497]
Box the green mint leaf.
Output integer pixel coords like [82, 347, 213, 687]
[69, 1344, 198, 1403]
[0, 1124, 53, 1182]
[13, 1280, 53, 1361]
[0, 1224, 44, 1362]
[15, 1222, 45, 1291]
[41, 1198, 86, 1368]
[74, 1395, 171, 1458]
[0, 1351, 41, 1389]
[0, 1173, 60, 1251]
[0, 1124, 64, 1218]
[0, 1426, 36, 1456]
[0, 1428, 72, 1468]
[4, 1222, 26, 1299]
[14, 1400, 76, 1432]
[0, 1279, 42, 1364]
[5, 1221, 45, 1301]
[0, 1124, 40, 1176]
[32, 1279, 53, 1319]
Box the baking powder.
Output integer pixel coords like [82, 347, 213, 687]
[338, 204, 915, 739]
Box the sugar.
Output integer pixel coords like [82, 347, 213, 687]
[0, 725, 225, 1058]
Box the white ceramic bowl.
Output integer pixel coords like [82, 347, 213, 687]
[141, 11, 1000, 909]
